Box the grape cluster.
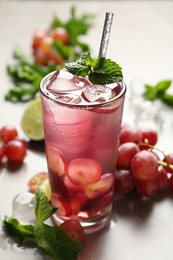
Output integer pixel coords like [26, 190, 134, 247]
[32, 28, 68, 66]
[115, 123, 173, 197]
[0, 125, 27, 163]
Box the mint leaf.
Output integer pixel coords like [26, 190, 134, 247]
[79, 51, 93, 65]
[143, 84, 158, 101]
[65, 52, 123, 85]
[3, 216, 35, 244]
[54, 226, 82, 260]
[65, 52, 92, 76]
[161, 93, 173, 107]
[89, 58, 123, 84]
[89, 73, 119, 85]
[35, 188, 57, 222]
[65, 61, 90, 76]
[34, 222, 58, 258]
[34, 222, 82, 260]
[155, 80, 172, 97]
[92, 58, 121, 74]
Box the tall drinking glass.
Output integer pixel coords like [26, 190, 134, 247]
[40, 69, 126, 233]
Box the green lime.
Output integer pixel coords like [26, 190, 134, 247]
[21, 98, 44, 140]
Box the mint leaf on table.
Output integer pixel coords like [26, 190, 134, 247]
[3, 189, 82, 260]
[54, 226, 82, 260]
[143, 80, 171, 101]
[3, 216, 35, 244]
[35, 222, 81, 260]
[161, 92, 173, 107]
[5, 46, 59, 102]
[155, 80, 171, 97]
[34, 222, 58, 258]
[142, 79, 173, 107]
[65, 52, 123, 85]
[142, 84, 158, 101]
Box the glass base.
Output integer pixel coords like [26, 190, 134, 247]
[52, 210, 112, 234]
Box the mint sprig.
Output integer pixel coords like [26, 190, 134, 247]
[65, 52, 123, 85]
[3, 189, 82, 260]
[142, 79, 173, 107]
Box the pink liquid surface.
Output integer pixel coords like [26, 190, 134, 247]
[40, 70, 126, 231]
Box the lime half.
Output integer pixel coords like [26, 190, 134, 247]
[21, 98, 44, 140]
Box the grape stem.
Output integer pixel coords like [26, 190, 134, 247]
[137, 140, 173, 171]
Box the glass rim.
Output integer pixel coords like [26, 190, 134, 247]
[39, 70, 126, 109]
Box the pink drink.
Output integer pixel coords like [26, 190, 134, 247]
[40, 69, 126, 232]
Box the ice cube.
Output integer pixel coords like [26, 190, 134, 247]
[47, 78, 78, 93]
[47, 70, 89, 93]
[11, 192, 36, 224]
[71, 75, 91, 88]
[83, 85, 116, 103]
[55, 94, 81, 104]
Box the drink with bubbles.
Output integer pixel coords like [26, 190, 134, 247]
[40, 69, 126, 232]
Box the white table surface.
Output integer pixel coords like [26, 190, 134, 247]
[0, 1, 173, 259]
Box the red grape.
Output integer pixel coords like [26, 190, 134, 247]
[119, 125, 142, 144]
[46, 145, 68, 176]
[139, 128, 158, 150]
[0, 144, 5, 162]
[34, 48, 48, 66]
[67, 158, 102, 186]
[51, 193, 72, 217]
[114, 169, 135, 194]
[31, 28, 47, 50]
[52, 27, 68, 45]
[14, 137, 28, 148]
[0, 125, 18, 144]
[156, 165, 169, 191]
[5, 139, 27, 163]
[28, 172, 48, 193]
[70, 193, 88, 214]
[169, 175, 173, 190]
[131, 150, 158, 181]
[135, 178, 158, 197]
[117, 142, 140, 169]
[84, 173, 114, 198]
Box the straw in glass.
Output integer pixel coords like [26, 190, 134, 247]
[98, 11, 114, 58]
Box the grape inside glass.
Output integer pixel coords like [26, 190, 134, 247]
[40, 69, 126, 233]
